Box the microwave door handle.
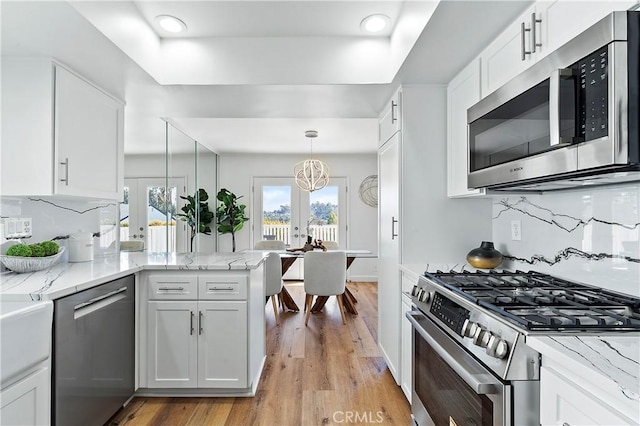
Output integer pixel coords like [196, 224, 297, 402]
[549, 68, 576, 147]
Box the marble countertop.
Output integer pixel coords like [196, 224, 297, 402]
[0, 251, 267, 301]
[527, 334, 640, 420]
[527, 335, 640, 397]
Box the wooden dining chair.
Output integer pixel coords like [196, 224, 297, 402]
[303, 251, 347, 326]
[255, 240, 286, 250]
[265, 252, 284, 325]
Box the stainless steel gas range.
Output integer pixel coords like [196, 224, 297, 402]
[406, 270, 640, 426]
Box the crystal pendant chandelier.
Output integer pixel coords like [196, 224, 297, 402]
[294, 130, 329, 192]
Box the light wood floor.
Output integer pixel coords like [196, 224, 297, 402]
[108, 282, 411, 426]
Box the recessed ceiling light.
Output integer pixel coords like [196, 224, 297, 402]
[361, 14, 390, 33]
[155, 15, 187, 33]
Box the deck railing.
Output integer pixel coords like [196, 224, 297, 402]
[262, 224, 338, 246]
[120, 225, 176, 252]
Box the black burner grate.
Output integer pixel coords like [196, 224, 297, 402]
[424, 270, 640, 331]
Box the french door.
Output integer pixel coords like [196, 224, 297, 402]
[252, 177, 347, 279]
[120, 178, 188, 252]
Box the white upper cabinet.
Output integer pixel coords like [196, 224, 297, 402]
[481, 4, 539, 96]
[1, 58, 124, 200]
[378, 89, 402, 146]
[541, 1, 638, 56]
[447, 59, 485, 198]
[481, 1, 638, 96]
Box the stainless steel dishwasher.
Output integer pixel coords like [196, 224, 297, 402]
[53, 274, 134, 426]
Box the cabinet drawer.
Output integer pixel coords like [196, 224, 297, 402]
[148, 275, 197, 299]
[198, 275, 248, 300]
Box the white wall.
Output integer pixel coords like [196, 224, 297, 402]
[219, 153, 378, 281]
[400, 85, 493, 265]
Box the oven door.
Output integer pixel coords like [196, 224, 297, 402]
[406, 311, 509, 426]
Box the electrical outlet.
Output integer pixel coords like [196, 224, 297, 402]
[511, 220, 521, 241]
[2, 217, 32, 239]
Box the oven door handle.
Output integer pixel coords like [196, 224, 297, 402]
[407, 311, 500, 395]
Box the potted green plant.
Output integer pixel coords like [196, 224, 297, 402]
[216, 188, 249, 252]
[177, 188, 214, 252]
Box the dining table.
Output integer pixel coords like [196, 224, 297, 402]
[249, 249, 376, 315]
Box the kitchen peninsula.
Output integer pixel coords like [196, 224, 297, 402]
[0, 251, 268, 424]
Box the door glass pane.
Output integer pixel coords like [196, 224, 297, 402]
[262, 186, 291, 247]
[308, 185, 339, 246]
[120, 186, 131, 243]
[146, 185, 178, 252]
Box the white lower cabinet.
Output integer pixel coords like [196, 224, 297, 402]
[197, 301, 247, 388]
[0, 367, 50, 426]
[540, 365, 636, 425]
[142, 272, 254, 391]
[147, 301, 198, 388]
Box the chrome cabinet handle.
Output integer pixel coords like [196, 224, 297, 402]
[209, 286, 234, 291]
[190, 311, 194, 335]
[521, 22, 532, 60]
[391, 216, 398, 240]
[60, 158, 69, 186]
[531, 13, 542, 53]
[199, 311, 203, 335]
[158, 286, 185, 291]
[391, 100, 398, 123]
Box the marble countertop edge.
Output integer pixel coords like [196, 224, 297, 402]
[0, 252, 268, 301]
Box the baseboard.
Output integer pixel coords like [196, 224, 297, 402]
[347, 275, 378, 282]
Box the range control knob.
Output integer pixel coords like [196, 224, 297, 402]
[461, 319, 478, 338]
[419, 290, 431, 303]
[486, 335, 509, 359]
[473, 328, 492, 348]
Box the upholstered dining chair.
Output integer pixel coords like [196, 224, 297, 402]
[254, 240, 286, 250]
[303, 251, 347, 326]
[322, 240, 339, 250]
[265, 252, 284, 325]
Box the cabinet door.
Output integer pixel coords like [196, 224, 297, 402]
[197, 301, 248, 388]
[540, 365, 635, 425]
[541, 1, 638, 56]
[447, 59, 485, 198]
[147, 301, 198, 388]
[481, 4, 537, 96]
[55, 66, 123, 200]
[377, 133, 401, 383]
[400, 294, 412, 403]
[378, 89, 401, 146]
[0, 367, 50, 426]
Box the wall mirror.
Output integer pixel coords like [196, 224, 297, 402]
[122, 120, 218, 253]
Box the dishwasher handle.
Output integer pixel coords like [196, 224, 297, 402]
[74, 286, 128, 319]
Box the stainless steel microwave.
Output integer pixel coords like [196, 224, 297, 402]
[467, 11, 639, 192]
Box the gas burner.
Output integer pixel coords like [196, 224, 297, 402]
[423, 270, 640, 332]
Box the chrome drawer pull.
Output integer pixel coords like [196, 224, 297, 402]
[158, 286, 185, 291]
[209, 286, 234, 291]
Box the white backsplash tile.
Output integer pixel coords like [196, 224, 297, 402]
[0, 197, 119, 260]
[492, 184, 640, 297]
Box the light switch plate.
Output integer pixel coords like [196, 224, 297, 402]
[2, 217, 32, 239]
[511, 220, 521, 241]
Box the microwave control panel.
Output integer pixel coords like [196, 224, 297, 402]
[577, 46, 608, 141]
